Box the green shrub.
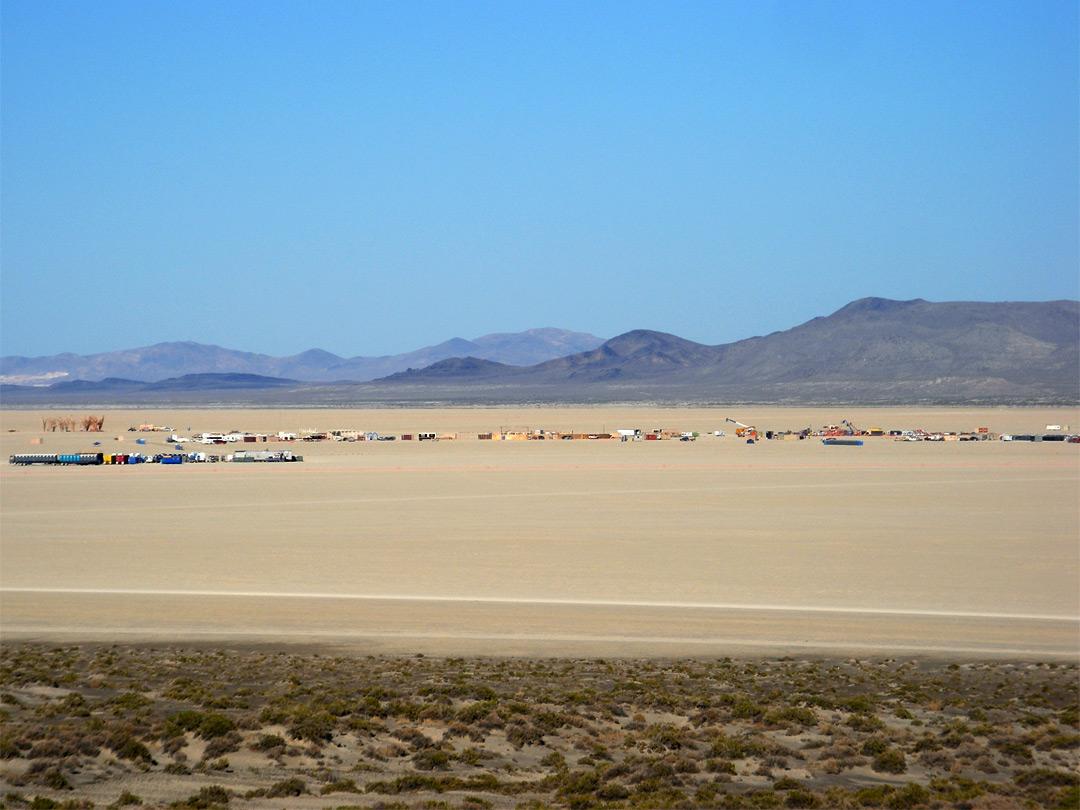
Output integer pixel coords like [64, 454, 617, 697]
[854, 784, 894, 806]
[40, 770, 71, 791]
[773, 777, 804, 790]
[597, 783, 630, 800]
[319, 779, 360, 795]
[196, 714, 235, 740]
[170, 785, 230, 809]
[166, 711, 204, 733]
[785, 790, 820, 808]
[250, 733, 286, 751]
[1014, 769, 1080, 788]
[106, 731, 152, 763]
[265, 778, 307, 798]
[287, 709, 336, 742]
[412, 749, 451, 770]
[847, 714, 884, 732]
[884, 783, 930, 809]
[768, 707, 818, 727]
[860, 738, 888, 756]
[872, 749, 906, 775]
[732, 699, 764, 719]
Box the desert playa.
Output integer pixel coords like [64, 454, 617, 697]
[2, 406, 1078, 659]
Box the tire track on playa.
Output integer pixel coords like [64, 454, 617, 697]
[4, 475, 1077, 515]
[4, 588, 1077, 622]
[3, 459, 1076, 477]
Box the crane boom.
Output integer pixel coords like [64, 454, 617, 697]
[724, 417, 757, 438]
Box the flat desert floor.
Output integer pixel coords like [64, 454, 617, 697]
[2, 406, 1078, 659]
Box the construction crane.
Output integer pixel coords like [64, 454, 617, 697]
[725, 418, 758, 439]
[841, 419, 860, 436]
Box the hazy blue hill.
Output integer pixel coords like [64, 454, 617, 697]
[0, 328, 605, 384]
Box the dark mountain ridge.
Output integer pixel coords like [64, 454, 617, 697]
[365, 299, 1078, 403]
[2, 299, 1076, 405]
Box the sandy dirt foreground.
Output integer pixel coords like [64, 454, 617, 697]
[2, 407, 1078, 659]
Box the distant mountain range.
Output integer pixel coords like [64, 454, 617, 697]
[0, 328, 605, 385]
[2, 299, 1077, 405]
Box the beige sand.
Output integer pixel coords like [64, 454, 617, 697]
[2, 406, 1078, 658]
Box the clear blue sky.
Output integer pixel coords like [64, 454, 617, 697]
[2, 1, 1077, 358]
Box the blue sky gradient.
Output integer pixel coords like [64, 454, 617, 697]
[2, 1, 1077, 357]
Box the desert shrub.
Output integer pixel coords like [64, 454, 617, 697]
[412, 749, 451, 770]
[710, 734, 754, 759]
[773, 777, 804, 790]
[38, 770, 70, 791]
[457, 748, 484, 766]
[1014, 769, 1080, 788]
[171, 785, 230, 808]
[1038, 733, 1080, 750]
[202, 731, 241, 760]
[287, 709, 336, 742]
[196, 714, 235, 739]
[1, 734, 21, 758]
[109, 692, 149, 712]
[250, 733, 286, 751]
[28, 735, 95, 760]
[265, 778, 307, 798]
[258, 706, 288, 725]
[163, 762, 191, 775]
[457, 701, 497, 724]
[165, 711, 204, 732]
[391, 727, 433, 749]
[884, 783, 930, 809]
[506, 723, 543, 748]
[706, 758, 736, 774]
[556, 769, 600, 804]
[847, 714, 884, 732]
[741, 789, 781, 808]
[843, 696, 875, 714]
[597, 783, 630, 800]
[319, 779, 360, 795]
[854, 784, 895, 806]
[860, 738, 888, 756]
[164, 677, 219, 705]
[785, 790, 820, 808]
[996, 740, 1034, 763]
[768, 707, 818, 727]
[109, 790, 143, 807]
[105, 728, 152, 763]
[162, 735, 184, 756]
[647, 724, 688, 750]
[540, 750, 567, 770]
[731, 699, 764, 719]
[872, 749, 906, 775]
